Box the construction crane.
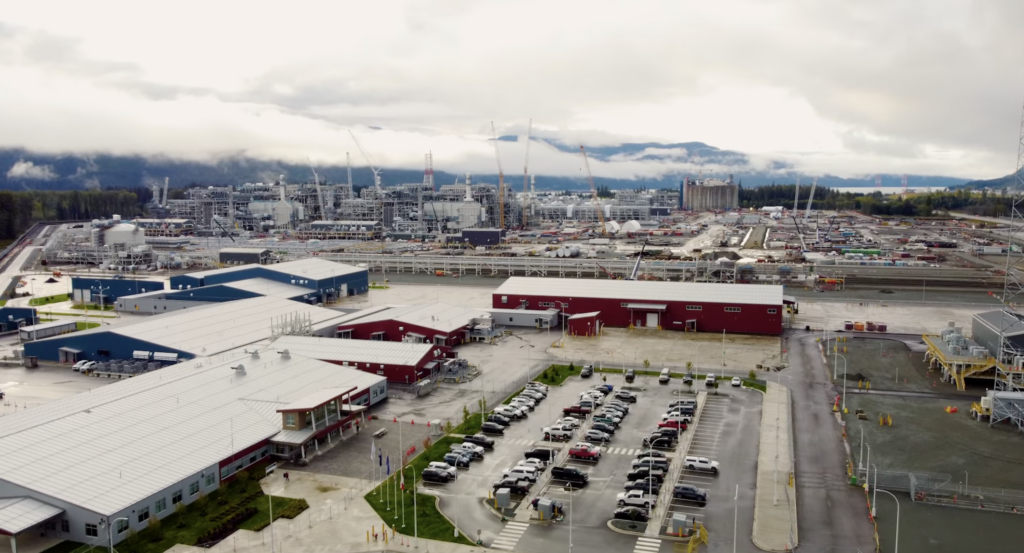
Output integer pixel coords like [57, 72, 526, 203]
[580, 146, 608, 236]
[596, 263, 618, 280]
[522, 119, 533, 228]
[792, 176, 800, 213]
[491, 121, 505, 229]
[307, 157, 328, 221]
[349, 130, 382, 189]
[626, 237, 649, 280]
[804, 177, 818, 223]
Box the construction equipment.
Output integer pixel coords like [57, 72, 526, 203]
[596, 263, 617, 280]
[523, 119, 533, 228]
[491, 122, 505, 229]
[792, 176, 800, 213]
[626, 237, 648, 281]
[307, 158, 328, 221]
[349, 130, 382, 189]
[579, 146, 607, 236]
[804, 177, 818, 223]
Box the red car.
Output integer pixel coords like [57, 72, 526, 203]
[568, 444, 602, 460]
[658, 419, 687, 431]
[562, 404, 592, 416]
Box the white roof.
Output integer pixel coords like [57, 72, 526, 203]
[494, 277, 783, 306]
[221, 278, 312, 299]
[32, 297, 352, 357]
[0, 351, 384, 516]
[270, 335, 436, 367]
[568, 311, 601, 319]
[186, 257, 364, 281]
[342, 302, 491, 333]
[0, 497, 64, 534]
[20, 321, 77, 332]
[277, 387, 357, 412]
[219, 247, 270, 254]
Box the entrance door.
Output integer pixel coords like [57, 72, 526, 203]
[685, 319, 697, 331]
[646, 312, 660, 328]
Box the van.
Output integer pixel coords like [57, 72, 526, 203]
[659, 368, 671, 384]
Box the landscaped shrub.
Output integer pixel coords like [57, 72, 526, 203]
[194, 507, 257, 545]
[277, 498, 309, 519]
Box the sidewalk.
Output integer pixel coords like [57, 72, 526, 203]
[751, 382, 798, 552]
[165, 471, 487, 553]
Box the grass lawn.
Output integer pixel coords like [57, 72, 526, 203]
[70, 303, 115, 311]
[0, 299, 6, 307]
[40, 541, 87, 553]
[48, 312, 117, 318]
[77, 321, 101, 330]
[534, 364, 583, 386]
[237, 495, 301, 531]
[28, 294, 70, 306]
[453, 416, 484, 435]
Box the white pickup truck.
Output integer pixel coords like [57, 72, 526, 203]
[616, 489, 657, 508]
[542, 425, 574, 442]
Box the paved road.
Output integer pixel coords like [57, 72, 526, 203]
[786, 330, 876, 551]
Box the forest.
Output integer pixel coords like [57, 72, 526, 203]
[0, 189, 150, 243]
[738, 184, 1013, 218]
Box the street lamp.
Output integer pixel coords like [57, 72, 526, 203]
[836, 353, 848, 411]
[874, 488, 900, 553]
[100, 516, 129, 553]
[403, 465, 419, 548]
[556, 302, 569, 347]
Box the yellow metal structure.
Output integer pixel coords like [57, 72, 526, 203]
[921, 334, 1008, 390]
[686, 523, 708, 552]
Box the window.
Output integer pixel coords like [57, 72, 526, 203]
[61, 519, 70, 533]
[205, 472, 216, 487]
[767, 308, 777, 314]
[725, 307, 741, 313]
[189, 481, 200, 496]
[686, 305, 702, 311]
[155, 498, 167, 514]
[172, 489, 183, 505]
[85, 524, 98, 538]
[285, 413, 297, 427]
[137, 507, 149, 524]
[116, 519, 129, 534]
[249, 455, 257, 465]
[501, 295, 508, 304]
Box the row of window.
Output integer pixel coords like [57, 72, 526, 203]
[538, 301, 556, 308]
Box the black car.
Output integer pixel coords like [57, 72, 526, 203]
[493, 478, 531, 495]
[626, 467, 666, 482]
[655, 427, 679, 439]
[624, 478, 662, 494]
[481, 422, 506, 435]
[673, 484, 708, 505]
[581, 365, 594, 378]
[592, 422, 616, 435]
[590, 384, 611, 395]
[613, 506, 649, 522]
[625, 369, 636, 383]
[614, 390, 637, 403]
[443, 452, 472, 468]
[524, 448, 557, 463]
[463, 434, 495, 450]
[421, 468, 452, 483]
[682, 375, 694, 385]
[633, 457, 670, 472]
[487, 414, 512, 427]
[550, 466, 589, 485]
[642, 435, 676, 449]
[634, 449, 666, 460]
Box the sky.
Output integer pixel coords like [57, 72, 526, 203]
[0, 0, 1022, 183]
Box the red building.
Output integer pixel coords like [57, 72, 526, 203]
[493, 277, 784, 335]
[567, 311, 601, 337]
[269, 335, 455, 384]
[335, 302, 495, 347]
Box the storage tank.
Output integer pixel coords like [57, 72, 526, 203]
[104, 223, 145, 247]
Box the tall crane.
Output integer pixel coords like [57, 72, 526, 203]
[804, 177, 818, 223]
[349, 130, 382, 189]
[792, 176, 800, 213]
[491, 121, 505, 229]
[580, 146, 607, 236]
[627, 237, 649, 280]
[307, 157, 327, 221]
[522, 119, 533, 228]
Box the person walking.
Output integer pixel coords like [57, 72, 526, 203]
[283, 472, 290, 484]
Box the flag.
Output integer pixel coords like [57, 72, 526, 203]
[400, 469, 405, 490]
[370, 439, 376, 462]
[378, 449, 383, 467]
[386, 455, 391, 475]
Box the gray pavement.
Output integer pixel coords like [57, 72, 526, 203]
[751, 382, 796, 552]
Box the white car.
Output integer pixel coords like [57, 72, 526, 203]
[450, 443, 485, 458]
[731, 377, 742, 387]
[427, 462, 458, 479]
[521, 389, 545, 401]
[579, 391, 604, 404]
[74, 361, 97, 372]
[527, 382, 549, 392]
[661, 413, 693, 424]
[616, 489, 657, 508]
[502, 466, 539, 482]
[542, 425, 574, 441]
[72, 360, 89, 371]
[516, 458, 547, 470]
[511, 397, 537, 409]
[555, 417, 581, 429]
[684, 456, 720, 474]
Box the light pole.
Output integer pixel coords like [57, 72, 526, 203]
[556, 302, 569, 347]
[269, 493, 276, 553]
[385, 412, 403, 522]
[102, 516, 129, 553]
[874, 488, 900, 553]
[733, 484, 739, 553]
[837, 353, 848, 411]
[404, 465, 418, 547]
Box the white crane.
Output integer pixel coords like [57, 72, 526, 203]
[804, 177, 818, 223]
[307, 158, 328, 222]
[349, 130, 382, 189]
[522, 118, 533, 228]
[792, 176, 800, 214]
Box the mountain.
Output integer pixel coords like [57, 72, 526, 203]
[0, 145, 971, 192]
[962, 169, 1022, 189]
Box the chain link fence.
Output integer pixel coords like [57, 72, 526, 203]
[856, 467, 1024, 513]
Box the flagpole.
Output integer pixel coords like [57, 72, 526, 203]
[402, 465, 406, 528]
[386, 453, 391, 511]
[413, 468, 418, 549]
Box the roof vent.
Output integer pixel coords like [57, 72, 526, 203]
[231, 364, 246, 375]
[278, 349, 291, 359]
[251, 350, 260, 360]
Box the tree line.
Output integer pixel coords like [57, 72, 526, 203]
[0, 189, 149, 242]
[738, 184, 1013, 218]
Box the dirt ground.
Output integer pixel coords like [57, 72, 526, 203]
[845, 393, 1024, 490]
[830, 337, 974, 395]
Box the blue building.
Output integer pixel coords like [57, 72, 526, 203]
[0, 307, 38, 332]
[71, 278, 164, 305]
[169, 258, 368, 304]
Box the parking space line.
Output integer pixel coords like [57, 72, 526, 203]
[633, 537, 662, 553]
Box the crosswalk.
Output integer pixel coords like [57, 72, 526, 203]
[602, 446, 645, 456]
[490, 521, 530, 551]
[501, 438, 643, 456]
[504, 438, 537, 447]
[633, 536, 662, 553]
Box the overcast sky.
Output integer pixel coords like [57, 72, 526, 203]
[1, 0, 1022, 181]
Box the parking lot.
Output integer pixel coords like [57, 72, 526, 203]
[419, 371, 765, 553]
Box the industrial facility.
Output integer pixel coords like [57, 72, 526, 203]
[681, 176, 740, 211]
[0, 350, 386, 548]
[493, 277, 785, 335]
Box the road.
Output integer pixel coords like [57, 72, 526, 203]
[786, 330, 876, 551]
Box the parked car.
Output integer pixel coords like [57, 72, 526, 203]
[72, 360, 89, 371]
[492, 478, 531, 496]
[502, 466, 539, 482]
[526, 382, 549, 392]
[624, 478, 662, 494]
[614, 390, 637, 403]
[602, 404, 628, 416]
[450, 443, 485, 459]
[605, 400, 630, 413]
[654, 427, 679, 439]
[590, 384, 612, 395]
[524, 447, 557, 463]
[520, 389, 546, 401]
[626, 467, 666, 482]
[625, 369, 636, 383]
[668, 399, 696, 409]
[555, 417, 582, 429]
[658, 419, 687, 430]
[663, 406, 694, 418]
[731, 377, 742, 387]
[494, 406, 525, 420]
[673, 484, 708, 505]
[584, 429, 611, 443]
[481, 422, 506, 435]
[421, 468, 452, 483]
[487, 414, 512, 427]
[550, 465, 589, 485]
[563, 404, 592, 417]
[593, 415, 621, 427]
[613, 506, 649, 522]
[510, 398, 536, 411]
[463, 434, 495, 450]
[74, 361, 97, 372]
[631, 457, 670, 471]
[634, 449, 667, 460]
[426, 462, 458, 479]
[659, 368, 671, 384]
[705, 373, 716, 386]
[580, 365, 594, 378]
[568, 443, 602, 460]
[684, 456, 720, 474]
[617, 489, 657, 508]
[443, 452, 472, 468]
[592, 422, 617, 435]
[682, 375, 694, 385]
[642, 434, 676, 449]
[516, 458, 547, 471]
[542, 425, 574, 442]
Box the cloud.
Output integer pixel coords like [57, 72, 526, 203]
[0, 1, 1020, 181]
[6, 160, 57, 180]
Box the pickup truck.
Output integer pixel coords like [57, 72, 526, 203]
[449, 443, 485, 459]
[542, 425, 574, 442]
[616, 489, 657, 508]
[568, 444, 602, 461]
[684, 456, 720, 474]
[562, 404, 592, 417]
[658, 419, 687, 430]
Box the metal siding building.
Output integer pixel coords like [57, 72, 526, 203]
[71, 278, 164, 304]
[169, 258, 369, 302]
[335, 303, 493, 347]
[267, 335, 452, 384]
[972, 310, 1024, 359]
[492, 277, 783, 335]
[218, 248, 271, 265]
[0, 307, 38, 332]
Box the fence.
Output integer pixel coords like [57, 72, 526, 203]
[856, 467, 1024, 513]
